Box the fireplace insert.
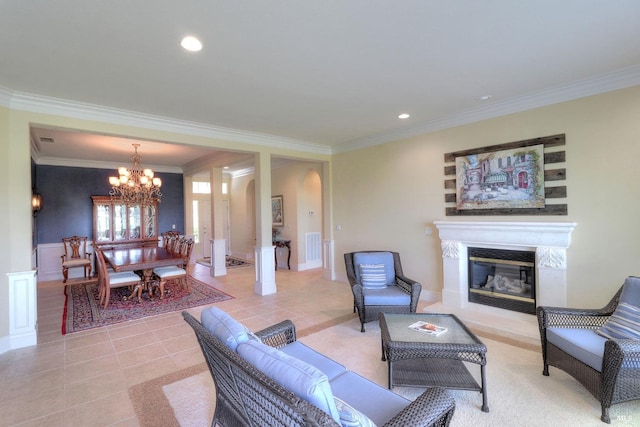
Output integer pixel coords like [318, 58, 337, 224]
[467, 247, 536, 314]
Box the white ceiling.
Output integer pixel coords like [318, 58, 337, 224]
[3, 1, 640, 170]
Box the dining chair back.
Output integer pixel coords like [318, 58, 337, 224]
[153, 237, 195, 298]
[61, 235, 92, 283]
[95, 248, 143, 308]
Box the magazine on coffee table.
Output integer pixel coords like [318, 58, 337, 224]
[408, 321, 447, 336]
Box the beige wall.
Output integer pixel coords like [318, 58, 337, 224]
[271, 162, 323, 269]
[0, 106, 11, 337]
[229, 161, 324, 268]
[332, 85, 640, 308]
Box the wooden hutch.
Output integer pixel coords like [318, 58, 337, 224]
[92, 196, 159, 250]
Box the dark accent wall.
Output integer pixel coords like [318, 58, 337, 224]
[35, 165, 184, 244]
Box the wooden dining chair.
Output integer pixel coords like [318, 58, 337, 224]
[95, 249, 143, 308]
[161, 231, 181, 249]
[153, 237, 195, 299]
[61, 236, 92, 283]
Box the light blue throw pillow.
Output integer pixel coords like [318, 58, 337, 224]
[334, 396, 377, 427]
[201, 307, 250, 351]
[359, 264, 387, 289]
[353, 252, 396, 286]
[597, 277, 640, 340]
[237, 340, 340, 423]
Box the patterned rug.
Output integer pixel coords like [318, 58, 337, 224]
[196, 256, 253, 268]
[62, 276, 234, 334]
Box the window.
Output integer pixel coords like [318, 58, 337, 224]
[192, 200, 200, 243]
[193, 181, 211, 194]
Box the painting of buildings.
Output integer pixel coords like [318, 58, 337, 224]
[455, 144, 545, 210]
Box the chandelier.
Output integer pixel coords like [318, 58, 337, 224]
[108, 144, 162, 205]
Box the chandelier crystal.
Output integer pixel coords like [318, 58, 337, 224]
[109, 144, 162, 205]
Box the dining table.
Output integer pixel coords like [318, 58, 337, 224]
[102, 246, 187, 300]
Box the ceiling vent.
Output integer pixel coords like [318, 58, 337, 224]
[40, 137, 54, 143]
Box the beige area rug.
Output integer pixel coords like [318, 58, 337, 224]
[129, 317, 640, 426]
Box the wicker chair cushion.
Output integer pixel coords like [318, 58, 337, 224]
[237, 340, 340, 423]
[334, 396, 377, 427]
[201, 307, 251, 351]
[363, 286, 411, 306]
[280, 341, 347, 381]
[353, 252, 395, 286]
[330, 370, 410, 426]
[597, 276, 640, 340]
[547, 327, 607, 371]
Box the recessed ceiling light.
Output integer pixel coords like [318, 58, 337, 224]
[398, 113, 410, 119]
[476, 95, 492, 102]
[181, 36, 202, 52]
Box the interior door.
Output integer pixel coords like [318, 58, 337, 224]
[200, 200, 212, 259]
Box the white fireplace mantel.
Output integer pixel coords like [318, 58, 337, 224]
[433, 221, 577, 310]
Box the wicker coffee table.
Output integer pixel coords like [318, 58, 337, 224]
[379, 312, 489, 412]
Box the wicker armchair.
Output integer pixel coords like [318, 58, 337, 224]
[344, 251, 422, 332]
[537, 283, 640, 423]
[182, 311, 455, 427]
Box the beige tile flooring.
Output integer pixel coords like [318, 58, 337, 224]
[1, 263, 425, 427]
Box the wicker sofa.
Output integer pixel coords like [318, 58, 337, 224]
[537, 277, 640, 423]
[183, 308, 455, 427]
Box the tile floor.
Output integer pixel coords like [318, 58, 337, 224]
[0, 263, 403, 426]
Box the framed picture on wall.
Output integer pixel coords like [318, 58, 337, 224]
[455, 144, 545, 211]
[272, 195, 284, 226]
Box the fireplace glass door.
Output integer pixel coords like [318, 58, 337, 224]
[468, 247, 536, 314]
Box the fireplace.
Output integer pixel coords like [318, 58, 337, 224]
[467, 247, 536, 314]
[433, 221, 576, 312]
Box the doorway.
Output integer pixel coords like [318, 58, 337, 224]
[192, 199, 212, 261]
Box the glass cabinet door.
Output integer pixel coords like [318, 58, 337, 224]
[128, 205, 141, 239]
[144, 205, 157, 238]
[95, 204, 111, 241]
[114, 203, 127, 241]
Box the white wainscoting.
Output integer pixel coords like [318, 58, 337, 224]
[0, 270, 38, 354]
[36, 242, 96, 282]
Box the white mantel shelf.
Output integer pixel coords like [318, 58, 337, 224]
[433, 221, 577, 249]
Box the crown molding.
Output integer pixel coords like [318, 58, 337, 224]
[33, 156, 183, 174]
[0, 86, 12, 107]
[334, 65, 640, 154]
[7, 90, 332, 156]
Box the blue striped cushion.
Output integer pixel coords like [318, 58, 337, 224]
[359, 264, 386, 289]
[597, 277, 640, 340]
[597, 302, 640, 340]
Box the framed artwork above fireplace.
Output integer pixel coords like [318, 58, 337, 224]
[455, 144, 545, 211]
[444, 134, 567, 216]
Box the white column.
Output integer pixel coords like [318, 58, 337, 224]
[254, 245, 276, 295]
[322, 239, 335, 280]
[254, 152, 277, 295]
[5, 270, 38, 351]
[210, 239, 227, 277]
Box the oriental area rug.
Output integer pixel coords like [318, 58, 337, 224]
[62, 276, 233, 334]
[196, 256, 253, 268]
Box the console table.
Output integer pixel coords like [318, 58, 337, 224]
[273, 239, 291, 270]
